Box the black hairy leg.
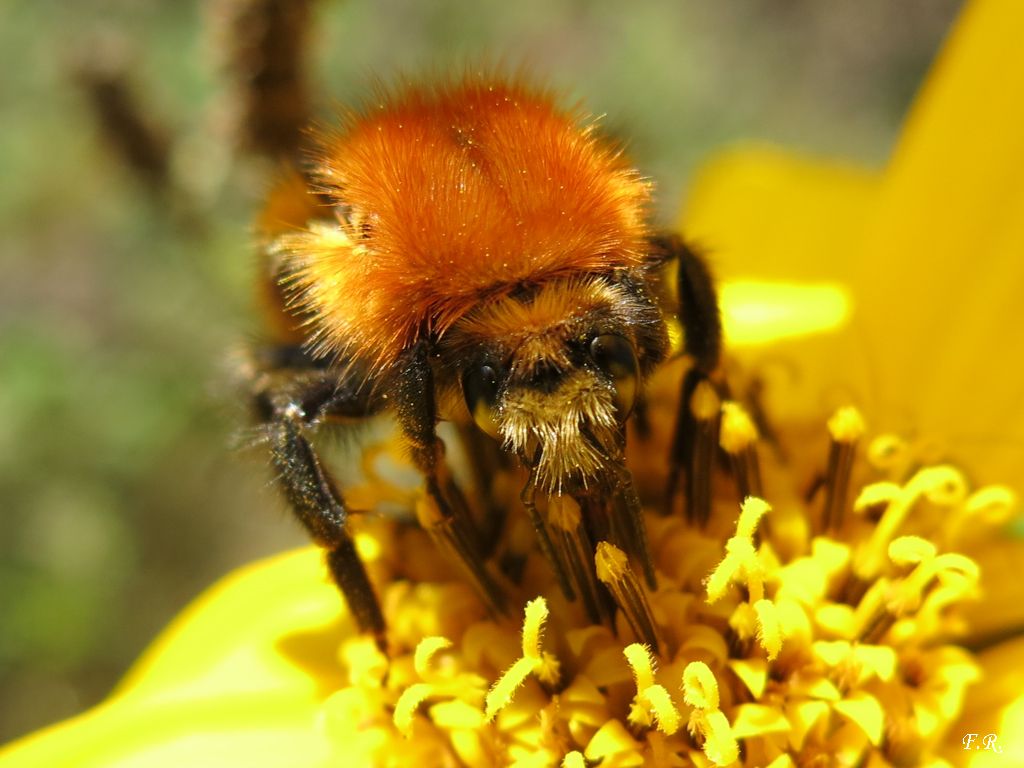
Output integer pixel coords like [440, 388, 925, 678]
[251, 342, 509, 648]
[251, 348, 389, 645]
[652, 235, 724, 525]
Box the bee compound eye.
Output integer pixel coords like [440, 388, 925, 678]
[462, 363, 503, 438]
[589, 334, 639, 419]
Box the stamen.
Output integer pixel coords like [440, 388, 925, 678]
[485, 597, 561, 721]
[853, 466, 967, 580]
[682, 662, 739, 766]
[720, 401, 764, 500]
[866, 434, 910, 475]
[681, 660, 720, 710]
[624, 643, 681, 734]
[854, 535, 979, 643]
[706, 497, 771, 604]
[393, 682, 436, 736]
[944, 484, 1018, 546]
[851, 578, 892, 644]
[613, 469, 658, 589]
[318, 362, 1004, 766]
[548, 495, 609, 625]
[753, 599, 783, 661]
[393, 636, 459, 736]
[595, 542, 661, 652]
[522, 466, 576, 601]
[736, 496, 771, 541]
[687, 380, 721, 526]
[854, 482, 901, 512]
[416, 490, 508, 616]
[887, 535, 979, 615]
[414, 636, 453, 677]
[965, 485, 1017, 521]
[821, 406, 865, 532]
[705, 498, 785, 659]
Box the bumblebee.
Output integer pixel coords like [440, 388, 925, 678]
[249, 75, 721, 645]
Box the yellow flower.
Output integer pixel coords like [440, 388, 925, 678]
[4, 1, 1024, 766]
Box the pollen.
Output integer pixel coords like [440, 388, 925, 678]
[320, 395, 1011, 767]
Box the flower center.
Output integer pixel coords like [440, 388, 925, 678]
[321, 401, 1015, 767]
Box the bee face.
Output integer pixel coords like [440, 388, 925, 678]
[443, 275, 664, 492]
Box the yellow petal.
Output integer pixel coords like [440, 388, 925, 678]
[584, 720, 643, 762]
[720, 280, 850, 348]
[833, 691, 885, 746]
[684, 146, 877, 285]
[0, 549, 345, 767]
[729, 704, 790, 739]
[960, 536, 1024, 647]
[951, 634, 1024, 752]
[119, 547, 347, 700]
[0, 693, 333, 768]
[429, 699, 486, 730]
[683, 148, 877, 424]
[727, 657, 768, 699]
[682, 0, 1024, 487]
[785, 700, 830, 751]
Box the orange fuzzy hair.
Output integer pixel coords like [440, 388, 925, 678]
[278, 74, 652, 370]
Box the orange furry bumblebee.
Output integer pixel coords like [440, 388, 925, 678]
[251, 75, 721, 643]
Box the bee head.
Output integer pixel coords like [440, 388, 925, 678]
[442, 276, 665, 493]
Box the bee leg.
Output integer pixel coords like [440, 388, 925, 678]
[394, 342, 509, 616]
[654, 235, 723, 525]
[266, 409, 387, 643]
[253, 361, 387, 646]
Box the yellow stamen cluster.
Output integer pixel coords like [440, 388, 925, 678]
[320, 405, 1014, 766]
[706, 497, 783, 660]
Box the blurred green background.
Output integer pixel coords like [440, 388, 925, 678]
[0, 0, 960, 743]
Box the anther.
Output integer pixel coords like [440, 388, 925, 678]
[853, 465, 967, 581]
[609, 467, 657, 589]
[854, 536, 979, 643]
[866, 434, 909, 474]
[548, 495, 609, 626]
[521, 472, 576, 601]
[719, 401, 763, 500]
[595, 542, 661, 652]
[416, 491, 508, 617]
[706, 497, 771, 604]
[624, 643, 681, 734]
[944, 484, 1018, 546]
[485, 597, 561, 721]
[681, 662, 739, 766]
[887, 535, 979, 615]
[393, 635, 466, 736]
[821, 406, 865, 533]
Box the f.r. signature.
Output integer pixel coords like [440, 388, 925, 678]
[963, 733, 1003, 753]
